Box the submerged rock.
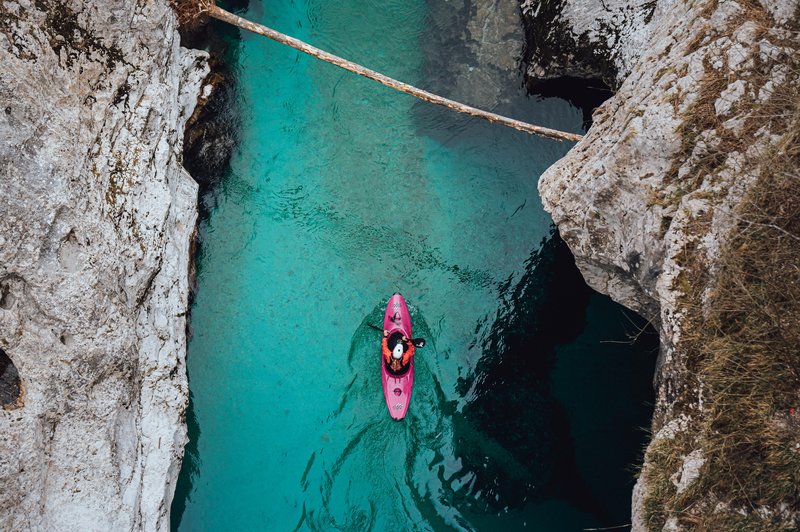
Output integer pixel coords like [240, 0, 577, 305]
[0, 0, 206, 529]
[424, 0, 526, 110]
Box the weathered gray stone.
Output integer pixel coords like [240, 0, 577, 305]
[674, 450, 705, 494]
[0, 0, 207, 529]
[527, 0, 799, 528]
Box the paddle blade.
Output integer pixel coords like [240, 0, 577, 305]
[412, 338, 426, 348]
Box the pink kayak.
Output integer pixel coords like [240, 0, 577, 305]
[381, 293, 414, 420]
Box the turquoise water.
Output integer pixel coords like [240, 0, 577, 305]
[173, 0, 656, 530]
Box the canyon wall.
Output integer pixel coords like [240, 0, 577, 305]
[523, 0, 799, 529]
[0, 0, 207, 529]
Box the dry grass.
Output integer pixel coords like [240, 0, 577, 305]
[169, 0, 214, 27]
[685, 110, 800, 521]
[639, 0, 800, 526]
[644, 85, 800, 531]
[642, 5, 800, 524]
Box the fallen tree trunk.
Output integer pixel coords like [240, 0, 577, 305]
[205, 4, 584, 142]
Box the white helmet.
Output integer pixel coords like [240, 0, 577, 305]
[392, 343, 403, 360]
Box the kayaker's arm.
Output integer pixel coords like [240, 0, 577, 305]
[402, 343, 415, 365]
[381, 335, 392, 363]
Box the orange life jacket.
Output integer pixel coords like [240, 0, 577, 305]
[382, 336, 414, 366]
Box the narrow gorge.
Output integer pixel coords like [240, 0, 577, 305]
[1, 0, 797, 530]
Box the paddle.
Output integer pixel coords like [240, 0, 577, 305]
[367, 323, 426, 348]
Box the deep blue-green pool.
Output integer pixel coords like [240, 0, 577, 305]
[172, 0, 656, 530]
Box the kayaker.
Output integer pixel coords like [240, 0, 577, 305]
[383, 330, 414, 371]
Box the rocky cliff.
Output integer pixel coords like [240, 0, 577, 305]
[524, 0, 799, 529]
[0, 0, 207, 529]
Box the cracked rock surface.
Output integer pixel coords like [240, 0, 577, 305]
[0, 0, 207, 529]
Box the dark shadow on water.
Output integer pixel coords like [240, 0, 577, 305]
[451, 229, 658, 526]
[170, 390, 202, 531]
[180, 15, 244, 222]
[172, 0, 252, 518]
[451, 230, 597, 512]
[172, 5, 245, 527]
[526, 76, 614, 130]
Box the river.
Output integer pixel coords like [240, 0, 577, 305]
[172, 0, 657, 529]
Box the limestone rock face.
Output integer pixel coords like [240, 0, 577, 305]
[525, 0, 799, 528]
[0, 0, 207, 529]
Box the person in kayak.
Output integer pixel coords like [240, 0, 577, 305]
[383, 330, 414, 371]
